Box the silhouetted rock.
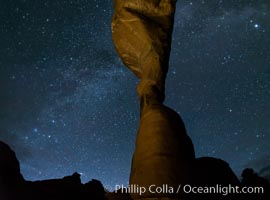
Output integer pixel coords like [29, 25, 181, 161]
[189, 157, 240, 200]
[84, 179, 106, 199]
[0, 141, 24, 183]
[106, 192, 132, 200]
[0, 141, 107, 200]
[2, 140, 270, 200]
[0, 141, 24, 200]
[63, 172, 81, 184]
[241, 168, 270, 200]
[259, 165, 270, 181]
[242, 168, 268, 185]
[193, 157, 240, 185]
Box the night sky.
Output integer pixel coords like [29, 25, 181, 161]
[0, 0, 269, 189]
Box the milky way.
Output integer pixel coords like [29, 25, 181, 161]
[0, 0, 269, 188]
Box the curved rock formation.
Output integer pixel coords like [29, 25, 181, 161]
[112, 0, 195, 198]
[112, 0, 177, 102]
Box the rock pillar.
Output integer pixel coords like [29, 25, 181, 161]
[112, 1, 195, 199]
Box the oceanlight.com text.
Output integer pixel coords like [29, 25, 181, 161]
[113, 184, 264, 196]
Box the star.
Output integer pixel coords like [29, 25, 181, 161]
[254, 23, 260, 29]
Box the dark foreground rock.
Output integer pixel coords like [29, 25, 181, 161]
[1, 141, 269, 200]
[0, 141, 106, 200]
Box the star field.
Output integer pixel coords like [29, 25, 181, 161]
[0, 0, 269, 188]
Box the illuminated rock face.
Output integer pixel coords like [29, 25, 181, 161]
[130, 101, 195, 198]
[112, 0, 195, 198]
[112, 0, 178, 102]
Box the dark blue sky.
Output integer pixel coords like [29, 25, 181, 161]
[0, 0, 269, 189]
